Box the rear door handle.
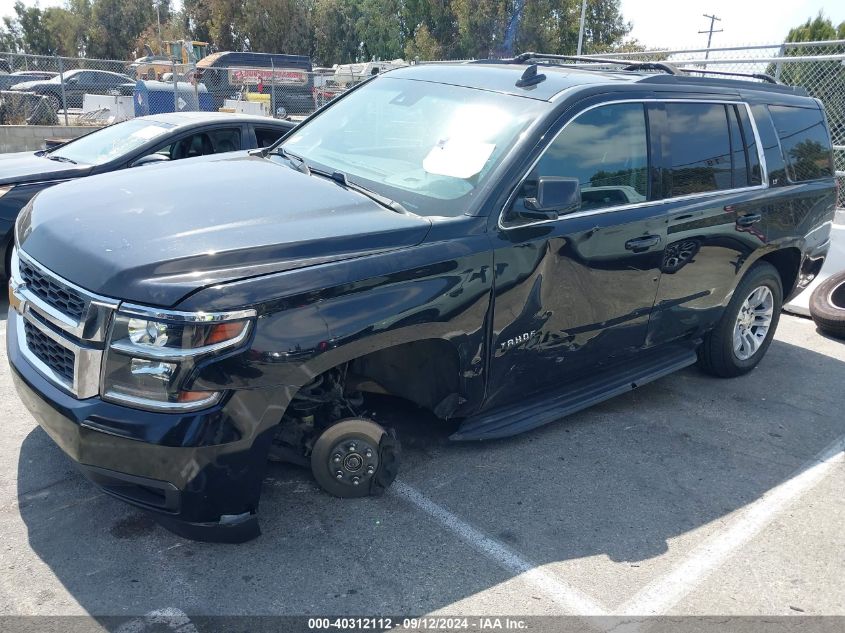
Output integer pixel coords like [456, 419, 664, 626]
[625, 235, 661, 252]
[736, 213, 762, 227]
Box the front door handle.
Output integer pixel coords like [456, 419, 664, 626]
[625, 235, 661, 252]
[736, 213, 762, 227]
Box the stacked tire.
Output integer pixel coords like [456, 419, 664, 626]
[809, 271, 845, 339]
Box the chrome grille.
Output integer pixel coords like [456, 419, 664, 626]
[23, 319, 75, 383]
[18, 257, 86, 322]
[11, 249, 118, 399]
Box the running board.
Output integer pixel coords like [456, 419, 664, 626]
[451, 343, 699, 441]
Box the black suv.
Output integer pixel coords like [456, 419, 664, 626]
[7, 55, 836, 542]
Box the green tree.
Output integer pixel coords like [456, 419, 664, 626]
[313, 0, 360, 64]
[783, 12, 844, 42]
[451, 0, 506, 58]
[405, 22, 441, 60]
[0, 15, 22, 52]
[402, 0, 458, 60]
[238, 0, 313, 54]
[86, 0, 158, 59]
[209, 0, 245, 51]
[1, 0, 635, 63]
[183, 0, 213, 43]
[11, 1, 56, 54]
[582, 0, 629, 52]
[514, 0, 579, 55]
[514, 0, 630, 56]
[355, 0, 403, 60]
[64, 0, 94, 57]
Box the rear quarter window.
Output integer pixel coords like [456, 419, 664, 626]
[768, 105, 834, 182]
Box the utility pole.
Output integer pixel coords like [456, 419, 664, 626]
[698, 13, 723, 68]
[576, 0, 588, 56]
[155, 2, 163, 55]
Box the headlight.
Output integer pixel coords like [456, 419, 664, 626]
[15, 198, 33, 247]
[102, 305, 254, 411]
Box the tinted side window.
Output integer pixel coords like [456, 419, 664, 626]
[532, 102, 649, 212]
[768, 105, 833, 182]
[665, 103, 732, 196]
[256, 127, 286, 147]
[207, 127, 241, 153]
[168, 128, 241, 160]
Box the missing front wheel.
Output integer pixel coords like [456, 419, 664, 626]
[310, 418, 401, 498]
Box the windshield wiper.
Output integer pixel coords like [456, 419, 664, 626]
[266, 146, 310, 175]
[310, 167, 409, 215]
[44, 154, 77, 164]
[266, 147, 408, 214]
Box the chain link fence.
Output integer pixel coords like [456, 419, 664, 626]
[0, 52, 132, 125]
[0, 51, 379, 126]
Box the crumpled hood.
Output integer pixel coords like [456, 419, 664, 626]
[18, 153, 432, 307]
[0, 152, 90, 185]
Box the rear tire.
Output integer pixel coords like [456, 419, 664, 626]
[698, 262, 783, 378]
[809, 271, 845, 339]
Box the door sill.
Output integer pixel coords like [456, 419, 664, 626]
[451, 342, 699, 441]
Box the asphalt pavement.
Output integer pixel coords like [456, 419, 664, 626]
[0, 299, 842, 629]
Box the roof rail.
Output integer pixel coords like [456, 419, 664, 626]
[675, 67, 779, 84]
[490, 52, 781, 85]
[507, 52, 681, 76]
[622, 61, 683, 75]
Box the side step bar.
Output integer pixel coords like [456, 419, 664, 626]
[451, 343, 699, 441]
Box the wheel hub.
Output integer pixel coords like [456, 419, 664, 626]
[328, 439, 379, 486]
[343, 453, 363, 472]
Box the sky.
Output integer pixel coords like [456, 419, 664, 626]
[620, 0, 845, 49]
[0, 0, 844, 50]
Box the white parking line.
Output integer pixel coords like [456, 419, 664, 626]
[391, 480, 609, 616]
[618, 434, 845, 616]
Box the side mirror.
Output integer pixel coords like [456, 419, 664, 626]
[131, 153, 170, 167]
[515, 176, 581, 222]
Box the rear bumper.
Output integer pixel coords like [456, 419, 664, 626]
[8, 313, 280, 542]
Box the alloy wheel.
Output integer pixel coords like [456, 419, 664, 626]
[733, 285, 774, 361]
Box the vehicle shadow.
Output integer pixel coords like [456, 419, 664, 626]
[14, 338, 845, 618]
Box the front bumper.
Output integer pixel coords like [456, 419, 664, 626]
[8, 311, 279, 543]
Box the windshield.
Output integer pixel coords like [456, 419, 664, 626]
[51, 119, 175, 165]
[281, 77, 544, 216]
